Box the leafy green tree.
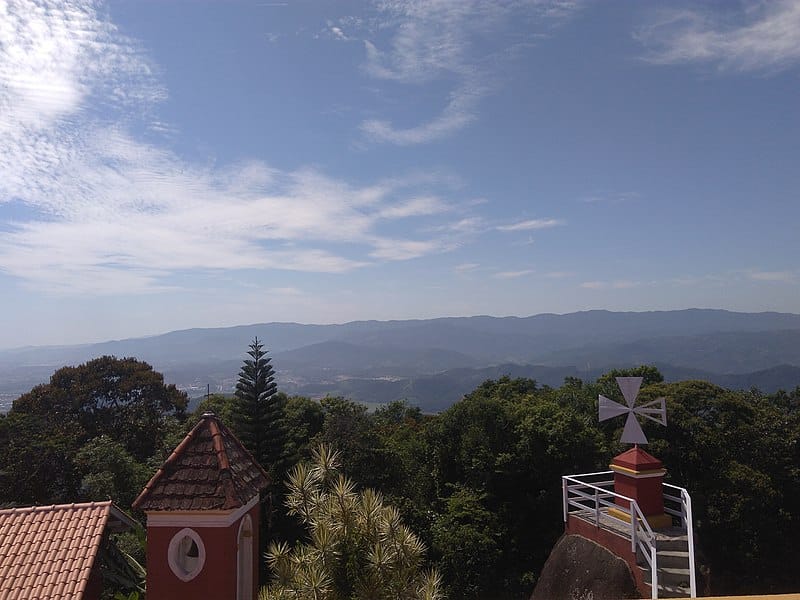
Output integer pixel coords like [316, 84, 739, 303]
[640, 381, 800, 594]
[430, 377, 604, 597]
[284, 395, 325, 463]
[192, 392, 239, 426]
[234, 337, 288, 479]
[0, 410, 82, 504]
[597, 364, 664, 389]
[12, 356, 188, 461]
[1, 357, 186, 505]
[371, 401, 437, 538]
[75, 436, 150, 508]
[317, 396, 399, 492]
[431, 486, 502, 599]
[260, 445, 443, 600]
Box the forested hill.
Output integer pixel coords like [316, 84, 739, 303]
[2, 358, 799, 597]
[2, 308, 800, 411]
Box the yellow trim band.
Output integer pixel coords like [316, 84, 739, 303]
[608, 507, 672, 529]
[610, 464, 666, 476]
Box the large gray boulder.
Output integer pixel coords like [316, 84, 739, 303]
[531, 534, 639, 600]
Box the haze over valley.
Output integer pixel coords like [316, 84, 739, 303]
[3, 308, 800, 413]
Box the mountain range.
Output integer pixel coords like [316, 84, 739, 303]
[2, 309, 800, 412]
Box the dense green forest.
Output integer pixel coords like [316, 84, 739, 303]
[0, 354, 798, 598]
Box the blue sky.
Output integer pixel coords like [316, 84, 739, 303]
[0, 0, 799, 348]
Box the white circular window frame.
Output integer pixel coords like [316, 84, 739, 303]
[168, 527, 206, 582]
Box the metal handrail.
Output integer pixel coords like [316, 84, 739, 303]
[563, 473, 659, 599]
[562, 474, 698, 599]
[664, 483, 697, 598]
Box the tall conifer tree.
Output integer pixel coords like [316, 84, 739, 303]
[234, 337, 288, 480]
[234, 337, 289, 583]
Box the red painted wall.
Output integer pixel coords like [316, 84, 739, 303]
[146, 504, 262, 600]
[613, 472, 665, 516]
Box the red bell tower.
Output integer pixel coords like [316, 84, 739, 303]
[133, 413, 270, 600]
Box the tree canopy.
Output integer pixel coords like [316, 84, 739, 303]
[0, 356, 187, 505]
[1, 359, 798, 597]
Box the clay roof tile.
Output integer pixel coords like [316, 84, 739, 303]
[0, 501, 134, 600]
[132, 413, 269, 512]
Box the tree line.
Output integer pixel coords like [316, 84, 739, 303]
[0, 344, 798, 598]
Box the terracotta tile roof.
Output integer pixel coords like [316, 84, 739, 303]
[0, 500, 133, 600]
[132, 413, 269, 512]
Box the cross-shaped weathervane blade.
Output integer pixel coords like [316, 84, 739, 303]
[598, 376, 667, 445]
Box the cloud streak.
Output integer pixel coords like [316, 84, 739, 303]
[747, 270, 797, 283]
[580, 280, 640, 290]
[358, 1, 580, 145]
[359, 81, 483, 145]
[494, 269, 535, 279]
[0, 0, 473, 295]
[496, 218, 565, 232]
[636, 0, 800, 72]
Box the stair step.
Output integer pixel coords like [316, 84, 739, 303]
[635, 548, 690, 567]
[642, 566, 691, 587]
[656, 550, 690, 569]
[651, 582, 692, 598]
[653, 536, 689, 552]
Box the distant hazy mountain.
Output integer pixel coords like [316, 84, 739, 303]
[533, 329, 800, 374]
[276, 363, 800, 413]
[1, 309, 799, 412]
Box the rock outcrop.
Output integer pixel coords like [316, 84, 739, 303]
[531, 534, 639, 600]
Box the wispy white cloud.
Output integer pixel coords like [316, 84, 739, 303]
[580, 280, 640, 290]
[581, 191, 640, 205]
[636, 0, 800, 72]
[269, 286, 304, 296]
[329, 25, 350, 41]
[378, 195, 450, 218]
[369, 238, 452, 261]
[0, 0, 473, 295]
[455, 262, 480, 272]
[747, 270, 797, 283]
[319, 19, 356, 42]
[358, 1, 581, 145]
[496, 218, 565, 232]
[578, 270, 800, 293]
[434, 216, 487, 234]
[0, 0, 164, 131]
[494, 269, 535, 279]
[359, 81, 483, 145]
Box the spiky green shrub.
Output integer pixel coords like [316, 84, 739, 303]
[259, 445, 444, 600]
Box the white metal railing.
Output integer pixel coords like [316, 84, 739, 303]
[664, 483, 697, 598]
[563, 472, 659, 599]
[562, 472, 697, 599]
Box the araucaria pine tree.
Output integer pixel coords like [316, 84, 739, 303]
[234, 336, 288, 480]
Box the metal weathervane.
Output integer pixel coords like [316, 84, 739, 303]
[599, 377, 667, 445]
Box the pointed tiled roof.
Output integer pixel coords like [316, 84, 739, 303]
[0, 500, 134, 600]
[132, 413, 269, 512]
